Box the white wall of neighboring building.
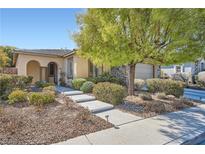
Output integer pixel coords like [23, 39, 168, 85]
[184, 65, 194, 75]
[161, 63, 195, 77]
[161, 66, 175, 77]
[184, 67, 192, 75]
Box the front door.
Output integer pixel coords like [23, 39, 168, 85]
[48, 62, 58, 84]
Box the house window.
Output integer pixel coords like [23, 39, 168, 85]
[67, 58, 73, 79]
[49, 63, 54, 76]
[88, 60, 99, 77]
[88, 61, 93, 77]
[176, 66, 181, 73]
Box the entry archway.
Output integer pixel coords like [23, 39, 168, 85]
[27, 60, 40, 84]
[47, 62, 58, 84]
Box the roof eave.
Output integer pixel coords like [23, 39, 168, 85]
[14, 51, 63, 58]
[63, 51, 76, 57]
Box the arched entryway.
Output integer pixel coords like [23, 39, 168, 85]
[27, 60, 40, 84]
[47, 62, 58, 84]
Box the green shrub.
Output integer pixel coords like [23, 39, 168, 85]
[8, 90, 27, 104]
[0, 74, 12, 99]
[35, 81, 54, 88]
[93, 82, 127, 105]
[0, 74, 32, 100]
[28, 92, 55, 106]
[13, 75, 33, 89]
[86, 77, 97, 83]
[43, 86, 55, 92]
[139, 93, 152, 100]
[42, 86, 56, 95]
[87, 72, 125, 85]
[71, 78, 86, 90]
[80, 81, 95, 93]
[146, 79, 185, 97]
[134, 79, 145, 90]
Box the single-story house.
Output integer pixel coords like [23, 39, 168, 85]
[13, 49, 160, 85]
[161, 59, 205, 77]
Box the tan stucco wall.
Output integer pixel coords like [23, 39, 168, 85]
[27, 61, 40, 83]
[72, 55, 110, 78]
[16, 53, 64, 84]
[16, 52, 118, 85]
[64, 54, 111, 79]
[73, 55, 89, 78]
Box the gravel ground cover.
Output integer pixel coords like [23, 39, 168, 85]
[116, 94, 196, 118]
[0, 99, 112, 145]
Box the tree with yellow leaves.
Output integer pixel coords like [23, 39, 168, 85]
[0, 48, 9, 67]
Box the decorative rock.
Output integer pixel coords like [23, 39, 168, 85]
[198, 71, 205, 82]
[167, 95, 176, 100]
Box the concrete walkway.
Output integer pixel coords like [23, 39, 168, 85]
[57, 86, 142, 125]
[56, 86, 205, 145]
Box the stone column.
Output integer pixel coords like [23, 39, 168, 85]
[40, 67, 47, 81]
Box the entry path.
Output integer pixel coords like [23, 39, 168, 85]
[55, 86, 205, 145]
[56, 86, 142, 126]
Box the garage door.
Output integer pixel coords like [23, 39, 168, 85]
[135, 64, 154, 79]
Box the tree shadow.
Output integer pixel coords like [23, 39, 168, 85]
[154, 107, 205, 143]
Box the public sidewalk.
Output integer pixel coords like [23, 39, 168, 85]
[56, 104, 205, 145]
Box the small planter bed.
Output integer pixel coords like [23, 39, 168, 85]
[116, 92, 196, 118]
[0, 98, 112, 145]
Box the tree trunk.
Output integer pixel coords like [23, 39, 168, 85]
[128, 64, 136, 96]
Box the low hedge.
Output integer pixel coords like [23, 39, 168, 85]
[35, 81, 54, 88]
[28, 92, 55, 106]
[80, 81, 95, 93]
[0, 74, 32, 100]
[87, 73, 125, 85]
[71, 78, 86, 90]
[146, 79, 185, 97]
[8, 90, 28, 104]
[42, 86, 56, 95]
[93, 82, 127, 105]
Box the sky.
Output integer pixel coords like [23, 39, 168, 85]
[0, 8, 85, 49]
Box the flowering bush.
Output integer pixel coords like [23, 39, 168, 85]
[8, 90, 28, 104]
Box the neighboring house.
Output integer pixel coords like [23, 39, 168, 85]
[161, 59, 205, 77]
[13, 49, 160, 85]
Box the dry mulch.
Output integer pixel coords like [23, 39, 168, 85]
[0, 100, 112, 145]
[116, 93, 196, 118]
